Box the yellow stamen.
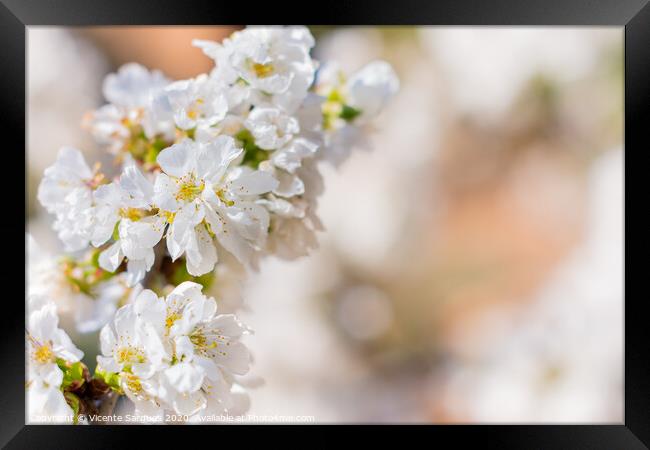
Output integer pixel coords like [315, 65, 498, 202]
[165, 312, 181, 331]
[161, 210, 175, 224]
[123, 373, 143, 394]
[119, 207, 147, 221]
[176, 178, 204, 202]
[215, 189, 235, 207]
[190, 332, 219, 351]
[116, 346, 145, 364]
[253, 62, 274, 78]
[33, 344, 54, 364]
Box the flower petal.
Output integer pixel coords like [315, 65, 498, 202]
[157, 140, 196, 178]
[229, 170, 278, 196]
[185, 225, 218, 277]
[164, 362, 205, 394]
[98, 241, 124, 272]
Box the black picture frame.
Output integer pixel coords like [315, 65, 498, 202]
[4, 0, 647, 446]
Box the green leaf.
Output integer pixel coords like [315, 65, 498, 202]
[60, 360, 85, 389]
[340, 104, 362, 122]
[170, 259, 215, 290]
[145, 146, 159, 164]
[236, 129, 269, 169]
[90, 248, 101, 269]
[112, 221, 121, 242]
[152, 137, 168, 152]
[56, 358, 68, 372]
[94, 368, 122, 393]
[64, 275, 93, 296]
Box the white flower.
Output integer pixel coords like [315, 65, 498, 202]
[264, 210, 319, 260]
[82, 104, 131, 152]
[317, 60, 399, 123]
[267, 93, 322, 179]
[96, 290, 169, 415]
[194, 26, 316, 113]
[257, 159, 324, 260]
[103, 63, 170, 110]
[346, 60, 399, 121]
[153, 282, 251, 416]
[153, 137, 277, 274]
[85, 63, 174, 153]
[74, 275, 143, 334]
[27, 381, 76, 424]
[91, 163, 155, 247]
[154, 74, 228, 131]
[193, 113, 246, 143]
[27, 234, 141, 333]
[28, 296, 84, 379]
[244, 106, 300, 150]
[252, 96, 321, 200]
[33, 26, 401, 421]
[323, 122, 372, 167]
[104, 62, 174, 140]
[27, 295, 83, 423]
[97, 293, 166, 377]
[270, 137, 319, 176]
[259, 162, 305, 199]
[314, 61, 397, 167]
[98, 215, 167, 286]
[93, 163, 166, 286]
[97, 283, 251, 418]
[37, 147, 96, 252]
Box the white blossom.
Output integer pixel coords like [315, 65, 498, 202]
[153, 137, 277, 274]
[346, 60, 400, 122]
[154, 74, 228, 131]
[194, 26, 316, 113]
[244, 106, 300, 150]
[97, 282, 251, 419]
[85, 63, 174, 153]
[28, 234, 142, 333]
[315, 60, 398, 165]
[91, 163, 166, 286]
[34, 25, 399, 422]
[98, 215, 166, 286]
[27, 295, 84, 423]
[103, 63, 169, 109]
[91, 163, 155, 247]
[37, 147, 96, 252]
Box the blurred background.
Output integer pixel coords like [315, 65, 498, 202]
[27, 26, 623, 423]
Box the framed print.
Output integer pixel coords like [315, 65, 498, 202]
[3, 0, 648, 446]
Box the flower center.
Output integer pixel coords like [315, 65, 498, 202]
[116, 346, 145, 365]
[122, 373, 144, 395]
[33, 344, 54, 364]
[189, 329, 222, 355]
[215, 189, 235, 207]
[165, 311, 182, 332]
[160, 210, 175, 224]
[119, 207, 147, 221]
[252, 62, 274, 78]
[176, 175, 204, 202]
[187, 98, 204, 120]
[189, 332, 208, 348]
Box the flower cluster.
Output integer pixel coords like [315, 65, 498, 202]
[27, 295, 85, 423]
[95, 282, 249, 419]
[28, 236, 143, 334]
[31, 25, 398, 423]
